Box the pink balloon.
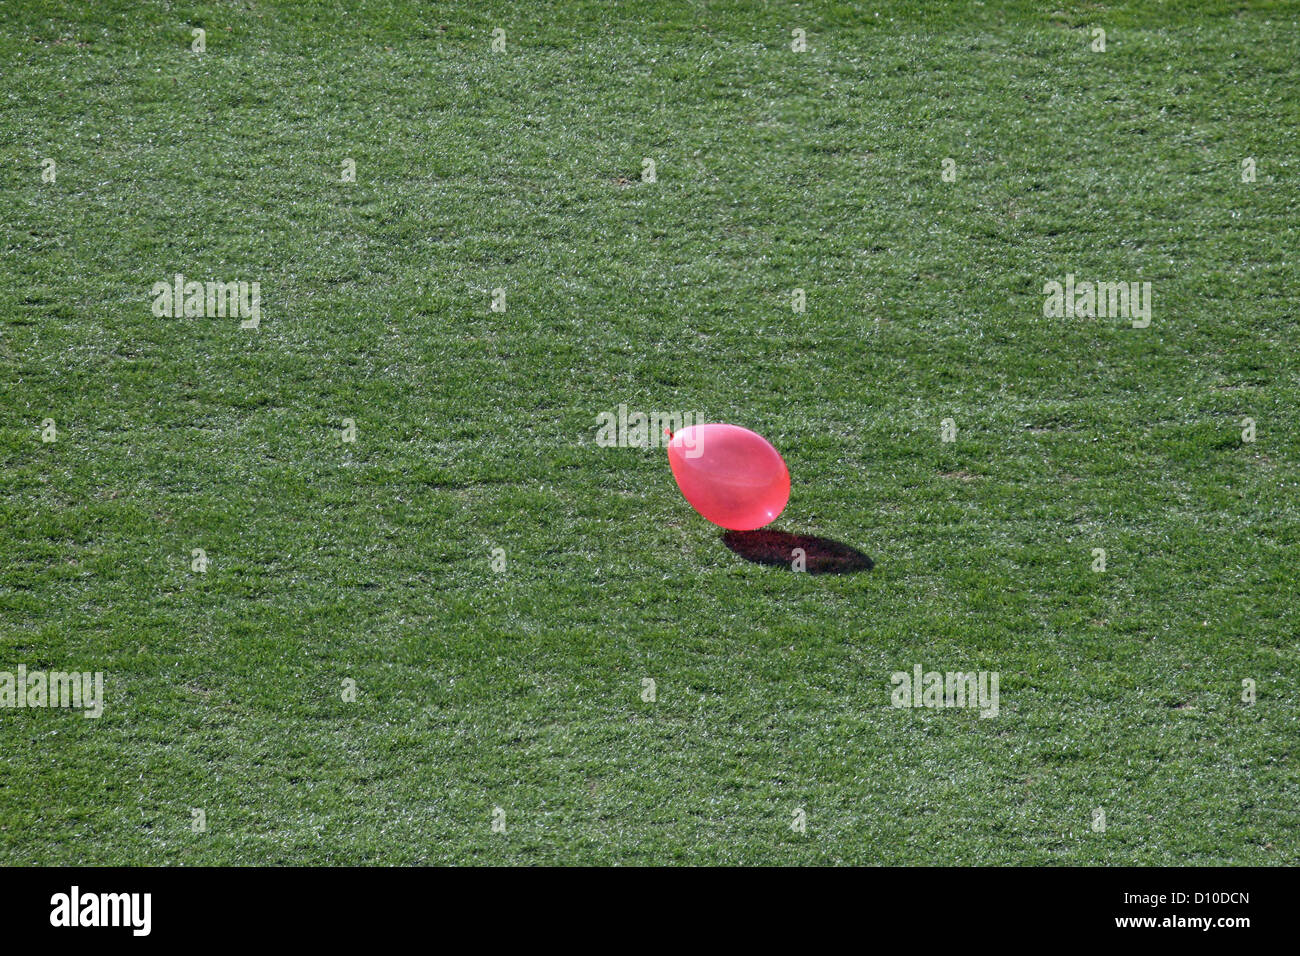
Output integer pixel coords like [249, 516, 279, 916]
[666, 423, 790, 530]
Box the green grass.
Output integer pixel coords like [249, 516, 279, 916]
[2, 0, 1297, 864]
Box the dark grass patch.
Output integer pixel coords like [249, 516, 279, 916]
[722, 530, 873, 574]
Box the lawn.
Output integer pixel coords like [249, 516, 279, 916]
[1, 0, 1297, 864]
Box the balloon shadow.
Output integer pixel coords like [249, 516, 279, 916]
[721, 530, 874, 574]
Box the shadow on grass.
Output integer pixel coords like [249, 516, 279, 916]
[721, 530, 874, 574]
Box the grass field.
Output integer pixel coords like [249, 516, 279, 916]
[2, 0, 1297, 865]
